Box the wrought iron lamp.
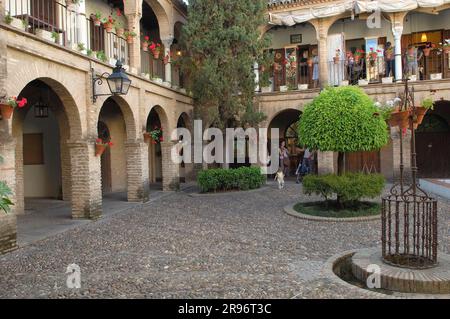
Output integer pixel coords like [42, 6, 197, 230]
[92, 61, 131, 103]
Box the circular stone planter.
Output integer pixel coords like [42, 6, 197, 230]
[352, 248, 450, 294]
[284, 203, 381, 222]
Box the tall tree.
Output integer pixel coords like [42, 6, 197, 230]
[180, 0, 270, 128]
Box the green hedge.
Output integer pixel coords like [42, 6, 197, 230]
[197, 167, 266, 193]
[302, 173, 385, 207]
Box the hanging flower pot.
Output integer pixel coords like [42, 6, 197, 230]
[124, 31, 137, 44]
[116, 28, 124, 38]
[95, 138, 113, 157]
[95, 143, 107, 157]
[0, 96, 28, 120]
[153, 51, 160, 59]
[143, 132, 151, 143]
[389, 110, 410, 130]
[0, 104, 14, 120]
[412, 107, 428, 129]
[103, 22, 113, 33]
[142, 36, 150, 51]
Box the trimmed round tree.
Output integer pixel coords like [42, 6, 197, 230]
[298, 86, 389, 175]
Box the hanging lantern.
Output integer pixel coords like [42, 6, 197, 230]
[421, 33, 428, 43]
[34, 97, 49, 118]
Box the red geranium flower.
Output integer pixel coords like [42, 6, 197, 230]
[144, 36, 149, 41]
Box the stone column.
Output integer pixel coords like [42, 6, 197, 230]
[125, 141, 149, 202]
[0, 138, 18, 254]
[125, 13, 142, 74]
[317, 151, 334, 175]
[68, 141, 102, 220]
[393, 26, 403, 82]
[161, 141, 180, 191]
[161, 37, 174, 85]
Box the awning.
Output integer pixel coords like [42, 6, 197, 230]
[269, 0, 450, 26]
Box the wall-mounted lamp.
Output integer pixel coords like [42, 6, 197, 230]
[92, 61, 131, 103]
[421, 33, 428, 43]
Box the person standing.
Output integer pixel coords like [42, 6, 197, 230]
[384, 42, 395, 78]
[279, 141, 290, 177]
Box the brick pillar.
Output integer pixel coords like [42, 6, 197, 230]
[161, 37, 173, 85]
[68, 141, 102, 220]
[317, 151, 334, 175]
[161, 141, 180, 191]
[125, 141, 149, 202]
[125, 13, 142, 74]
[0, 138, 18, 254]
[60, 130, 72, 201]
[391, 127, 412, 183]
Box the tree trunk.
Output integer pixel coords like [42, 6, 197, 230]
[337, 152, 345, 176]
[337, 152, 345, 208]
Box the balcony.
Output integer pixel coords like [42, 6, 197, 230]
[4, 0, 129, 67]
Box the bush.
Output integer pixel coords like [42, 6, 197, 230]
[0, 181, 13, 214]
[302, 173, 385, 207]
[197, 167, 266, 193]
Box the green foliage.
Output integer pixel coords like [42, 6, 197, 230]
[0, 181, 13, 214]
[421, 98, 434, 110]
[298, 86, 389, 153]
[180, 0, 270, 128]
[96, 50, 107, 62]
[197, 167, 265, 193]
[294, 201, 380, 218]
[302, 173, 385, 207]
[4, 12, 13, 24]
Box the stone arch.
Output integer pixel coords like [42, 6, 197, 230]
[9, 78, 79, 215]
[143, 0, 173, 39]
[147, 104, 170, 136]
[176, 111, 192, 131]
[6, 68, 84, 139]
[108, 95, 138, 141]
[7, 77, 83, 140]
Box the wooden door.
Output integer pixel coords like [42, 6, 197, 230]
[443, 30, 450, 79]
[90, 19, 105, 52]
[30, 0, 56, 25]
[98, 121, 112, 194]
[345, 151, 381, 173]
[273, 49, 285, 91]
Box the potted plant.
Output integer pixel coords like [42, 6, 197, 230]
[441, 39, 450, 54]
[86, 49, 93, 57]
[413, 98, 434, 129]
[354, 49, 364, 63]
[51, 31, 59, 44]
[115, 21, 124, 38]
[124, 30, 137, 44]
[102, 16, 115, 33]
[4, 12, 27, 31]
[333, 49, 341, 64]
[142, 36, 150, 51]
[152, 76, 163, 84]
[149, 42, 162, 59]
[367, 48, 380, 67]
[423, 43, 434, 57]
[387, 97, 410, 130]
[0, 96, 27, 120]
[95, 138, 113, 157]
[91, 12, 102, 27]
[147, 126, 163, 144]
[77, 42, 86, 53]
[96, 50, 107, 63]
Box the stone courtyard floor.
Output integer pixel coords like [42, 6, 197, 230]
[0, 181, 449, 299]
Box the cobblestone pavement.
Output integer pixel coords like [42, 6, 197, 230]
[0, 182, 449, 299]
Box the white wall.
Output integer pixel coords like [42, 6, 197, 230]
[268, 23, 317, 48]
[23, 107, 62, 198]
[403, 9, 450, 34]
